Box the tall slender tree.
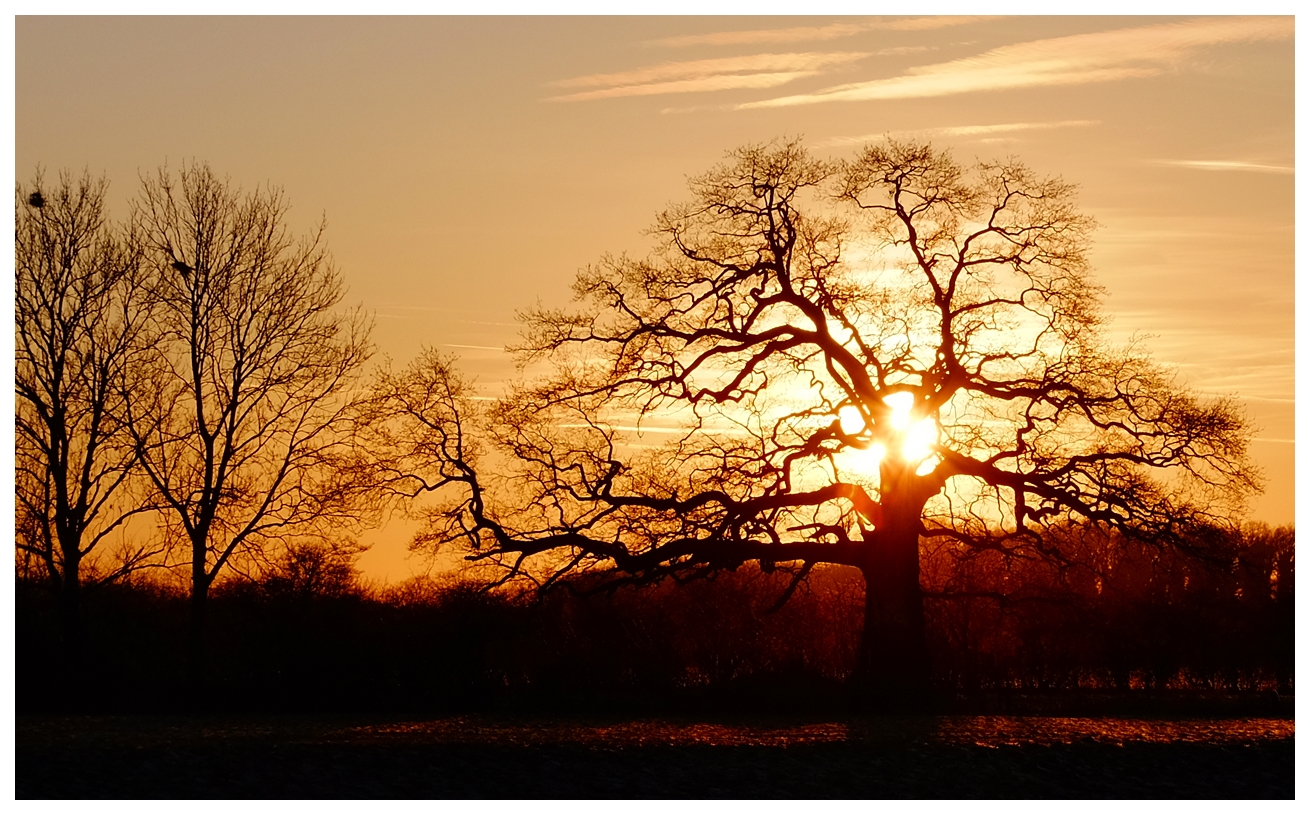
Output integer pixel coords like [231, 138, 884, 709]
[15, 169, 158, 648]
[127, 163, 373, 677]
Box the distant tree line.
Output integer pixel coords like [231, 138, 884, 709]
[15, 523, 1292, 713]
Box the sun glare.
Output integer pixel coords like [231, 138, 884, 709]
[864, 442, 887, 467]
[836, 441, 885, 481]
[834, 392, 941, 479]
[881, 392, 939, 467]
[838, 404, 865, 435]
[902, 416, 938, 464]
[884, 391, 915, 431]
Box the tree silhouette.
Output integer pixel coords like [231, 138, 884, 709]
[380, 139, 1259, 696]
[14, 169, 161, 649]
[126, 163, 373, 679]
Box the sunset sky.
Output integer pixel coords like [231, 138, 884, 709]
[14, 14, 1295, 581]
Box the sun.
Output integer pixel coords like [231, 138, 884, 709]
[836, 393, 941, 480]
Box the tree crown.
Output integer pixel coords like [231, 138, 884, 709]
[385, 139, 1259, 589]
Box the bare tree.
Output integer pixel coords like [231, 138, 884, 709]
[366, 348, 485, 551]
[14, 169, 159, 647]
[382, 140, 1259, 696]
[127, 163, 373, 674]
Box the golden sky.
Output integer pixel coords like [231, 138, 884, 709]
[14, 15, 1295, 581]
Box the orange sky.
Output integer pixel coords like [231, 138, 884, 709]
[13, 15, 1295, 582]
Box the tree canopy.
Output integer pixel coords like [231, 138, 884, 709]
[301, 140, 1264, 690]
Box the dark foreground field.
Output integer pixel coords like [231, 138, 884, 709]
[17, 713, 1293, 798]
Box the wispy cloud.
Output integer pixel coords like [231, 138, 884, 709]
[821, 119, 1100, 147]
[650, 16, 992, 48]
[873, 45, 935, 57]
[547, 52, 868, 102]
[552, 73, 816, 102]
[550, 53, 866, 89]
[740, 16, 1292, 109]
[659, 104, 734, 115]
[930, 120, 1101, 137]
[1156, 160, 1293, 174]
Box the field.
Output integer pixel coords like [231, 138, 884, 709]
[17, 713, 1293, 798]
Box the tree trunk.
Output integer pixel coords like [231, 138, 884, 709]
[854, 516, 929, 703]
[57, 547, 83, 648]
[187, 559, 211, 692]
[56, 546, 84, 708]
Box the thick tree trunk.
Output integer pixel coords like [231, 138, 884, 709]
[853, 511, 929, 703]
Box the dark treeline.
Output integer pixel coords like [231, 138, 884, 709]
[16, 524, 1292, 714]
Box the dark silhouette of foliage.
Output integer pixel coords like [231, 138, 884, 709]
[922, 523, 1294, 695]
[13, 524, 1292, 715]
[255, 539, 363, 600]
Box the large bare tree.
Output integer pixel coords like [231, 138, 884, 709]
[384, 140, 1258, 694]
[15, 170, 159, 645]
[127, 163, 373, 671]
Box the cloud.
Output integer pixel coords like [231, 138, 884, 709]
[547, 52, 868, 102]
[739, 16, 1292, 109]
[873, 46, 935, 57]
[649, 16, 992, 48]
[821, 119, 1100, 147]
[1156, 160, 1293, 174]
[659, 104, 734, 115]
[552, 73, 820, 102]
[930, 120, 1101, 137]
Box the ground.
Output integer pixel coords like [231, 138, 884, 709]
[16, 713, 1293, 798]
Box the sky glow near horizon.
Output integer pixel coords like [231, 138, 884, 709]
[13, 15, 1294, 582]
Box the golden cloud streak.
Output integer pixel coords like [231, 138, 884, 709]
[1157, 160, 1293, 174]
[821, 119, 1101, 147]
[547, 52, 869, 102]
[740, 17, 1292, 108]
[649, 16, 994, 48]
